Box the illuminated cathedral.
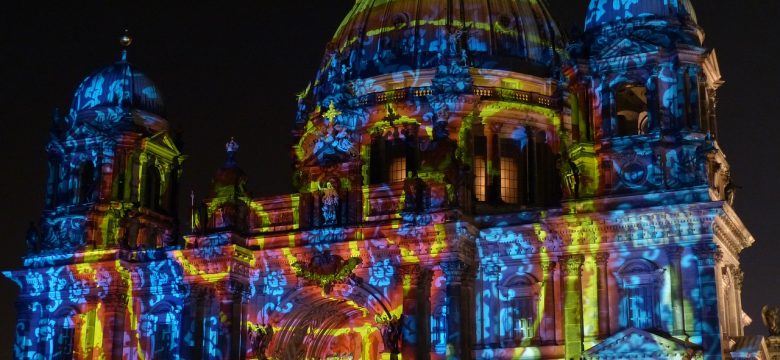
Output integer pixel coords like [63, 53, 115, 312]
[3, 1, 760, 359]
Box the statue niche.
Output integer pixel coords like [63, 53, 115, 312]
[320, 179, 340, 226]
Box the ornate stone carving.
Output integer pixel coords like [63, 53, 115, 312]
[291, 250, 361, 293]
[733, 267, 745, 291]
[440, 260, 469, 284]
[665, 245, 683, 260]
[763, 305, 780, 336]
[693, 243, 722, 265]
[595, 253, 610, 266]
[379, 315, 403, 356]
[248, 323, 274, 360]
[560, 255, 584, 277]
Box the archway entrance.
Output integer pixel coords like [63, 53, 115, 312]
[267, 284, 389, 360]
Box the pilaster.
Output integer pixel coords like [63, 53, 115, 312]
[595, 253, 610, 339]
[561, 255, 584, 360]
[440, 260, 472, 360]
[694, 244, 723, 359]
[666, 245, 687, 337]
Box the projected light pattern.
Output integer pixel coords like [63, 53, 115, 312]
[3, 0, 756, 359]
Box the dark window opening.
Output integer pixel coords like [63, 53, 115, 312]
[144, 165, 161, 211]
[370, 136, 416, 185]
[78, 161, 95, 204]
[614, 84, 649, 136]
[153, 322, 173, 358]
[53, 327, 74, 360]
[474, 136, 487, 202]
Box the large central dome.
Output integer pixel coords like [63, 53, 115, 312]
[318, 0, 563, 86]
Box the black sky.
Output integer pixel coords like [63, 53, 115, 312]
[1, 1, 778, 356]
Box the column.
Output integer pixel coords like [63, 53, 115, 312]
[541, 261, 557, 344]
[595, 253, 610, 339]
[733, 267, 745, 336]
[694, 244, 722, 360]
[482, 263, 501, 347]
[441, 260, 471, 360]
[666, 246, 686, 337]
[560, 255, 584, 360]
[101, 291, 128, 360]
[218, 280, 248, 360]
[400, 264, 431, 360]
[192, 286, 209, 360]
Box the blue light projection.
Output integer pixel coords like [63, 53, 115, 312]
[2, 1, 754, 359]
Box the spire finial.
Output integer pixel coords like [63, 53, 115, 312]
[224, 137, 240, 167]
[226, 137, 239, 153]
[119, 29, 133, 61]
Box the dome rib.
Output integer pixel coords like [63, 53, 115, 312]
[69, 60, 165, 119]
[315, 0, 563, 96]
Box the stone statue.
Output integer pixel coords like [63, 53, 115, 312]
[249, 323, 274, 360]
[763, 305, 780, 336]
[321, 181, 339, 225]
[380, 315, 402, 359]
[25, 222, 39, 253]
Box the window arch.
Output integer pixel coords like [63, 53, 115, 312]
[499, 274, 540, 346]
[49, 307, 80, 360]
[141, 301, 180, 358]
[614, 259, 663, 330]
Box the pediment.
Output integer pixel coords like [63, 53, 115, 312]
[600, 38, 660, 59]
[145, 132, 183, 160]
[583, 328, 701, 359]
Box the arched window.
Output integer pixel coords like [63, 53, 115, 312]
[615, 259, 662, 330]
[144, 164, 161, 210]
[614, 84, 649, 136]
[141, 302, 180, 358]
[51, 307, 79, 360]
[500, 274, 539, 346]
[78, 161, 95, 204]
[153, 313, 175, 358]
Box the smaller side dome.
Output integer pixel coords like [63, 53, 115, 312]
[584, 0, 697, 31]
[70, 61, 165, 117]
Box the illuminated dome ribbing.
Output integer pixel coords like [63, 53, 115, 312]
[316, 0, 563, 93]
[69, 59, 165, 121]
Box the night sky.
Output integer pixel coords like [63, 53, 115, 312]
[1, 1, 778, 356]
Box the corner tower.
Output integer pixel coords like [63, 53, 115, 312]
[566, 1, 752, 359]
[32, 35, 184, 254]
[5, 36, 186, 360]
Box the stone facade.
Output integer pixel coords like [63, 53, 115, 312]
[3, 1, 756, 359]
